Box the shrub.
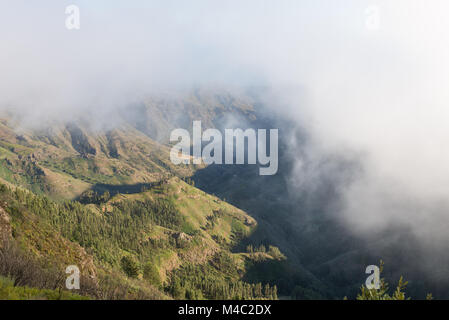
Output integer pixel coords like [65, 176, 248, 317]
[143, 263, 161, 286]
[120, 256, 139, 278]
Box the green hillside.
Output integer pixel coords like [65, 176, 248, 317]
[0, 141, 283, 299]
[0, 118, 201, 200]
[0, 90, 340, 300]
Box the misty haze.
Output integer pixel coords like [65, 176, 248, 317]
[0, 0, 449, 304]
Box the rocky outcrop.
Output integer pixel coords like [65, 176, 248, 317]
[66, 123, 97, 157]
[172, 232, 191, 242]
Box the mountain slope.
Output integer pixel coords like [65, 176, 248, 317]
[0, 119, 199, 200]
[0, 89, 338, 299]
[0, 107, 284, 300]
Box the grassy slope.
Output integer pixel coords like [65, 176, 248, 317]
[0, 277, 88, 300]
[0, 168, 279, 300]
[0, 91, 285, 299]
[0, 119, 199, 200]
[106, 177, 259, 281]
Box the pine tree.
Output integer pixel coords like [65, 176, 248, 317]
[120, 256, 139, 278]
[355, 261, 432, 300]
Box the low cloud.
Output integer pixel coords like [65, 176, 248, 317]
[2, 1, 449, 247]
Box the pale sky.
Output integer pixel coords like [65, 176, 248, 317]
[2, 1, 449, 239]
